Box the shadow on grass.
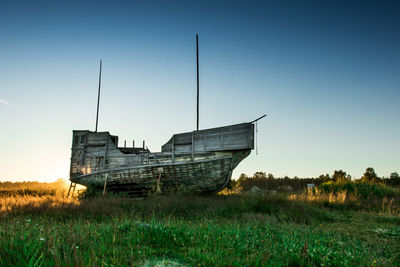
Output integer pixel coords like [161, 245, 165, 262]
[1, 193, 337, 225]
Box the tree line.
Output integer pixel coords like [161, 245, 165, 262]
[230, 168, 400, 192]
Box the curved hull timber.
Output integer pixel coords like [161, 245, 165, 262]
[71, 150, 250, 193]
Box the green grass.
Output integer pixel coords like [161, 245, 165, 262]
[0, 180, 400, 266]
[1, 215, 392, 266]
[0, 189, 399, 266]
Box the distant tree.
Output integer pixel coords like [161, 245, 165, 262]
[236, 173, 267, 191]
[253, 172, 267, 179]
[227, 179, 237, 189]
[235, 174, 249, 191]
[332, 170, 351, 183]
[390, 172, 399, 179]
[318, 174, 331, 182]
[237, 173, 248, 180]
[361, 167, 379, 183]
[267, 173, 274, 180]
[387, 172, 400, 187]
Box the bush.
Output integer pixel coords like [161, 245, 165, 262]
[319, 181, 400, 199]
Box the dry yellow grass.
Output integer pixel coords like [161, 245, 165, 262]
[0, 195, 80, 215]
[289, 188, 356, 203]
[288, 188, 399, 215]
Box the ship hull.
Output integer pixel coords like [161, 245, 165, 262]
[70, 150, 250, 193]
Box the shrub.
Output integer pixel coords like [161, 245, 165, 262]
[319, 181, 400, 199]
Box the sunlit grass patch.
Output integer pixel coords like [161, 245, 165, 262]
[289, 186, 400, 215]
[0, 195, 81, 215]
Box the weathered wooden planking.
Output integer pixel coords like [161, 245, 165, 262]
[161, 123, 254, 154]
[71, 150, 250, 192]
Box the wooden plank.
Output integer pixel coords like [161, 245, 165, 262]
[102, 173, 108, 196]
[103, 136, 109, 170]
[172, 136, 175, 162]
[221, 127, 224, 148]
[191, 132, 194, 160]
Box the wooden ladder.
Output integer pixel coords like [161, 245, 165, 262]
[67, 182, 77, 197]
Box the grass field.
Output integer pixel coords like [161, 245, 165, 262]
[0, 181, 399, 266]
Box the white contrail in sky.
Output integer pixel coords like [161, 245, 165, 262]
[0, 98, 40, 120]
[0, 98, 15, 108]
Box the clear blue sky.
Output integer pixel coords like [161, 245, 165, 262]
[0, 0, 399, 182]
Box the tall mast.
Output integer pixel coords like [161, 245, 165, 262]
[196, 34, 199, 131]
[95, 59, 102, 132]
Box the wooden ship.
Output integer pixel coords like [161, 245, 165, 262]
[69, 35, 265, 194]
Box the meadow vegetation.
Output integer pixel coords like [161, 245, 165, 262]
[0, 179, 67, 197]
[0, 172, 399, 266]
